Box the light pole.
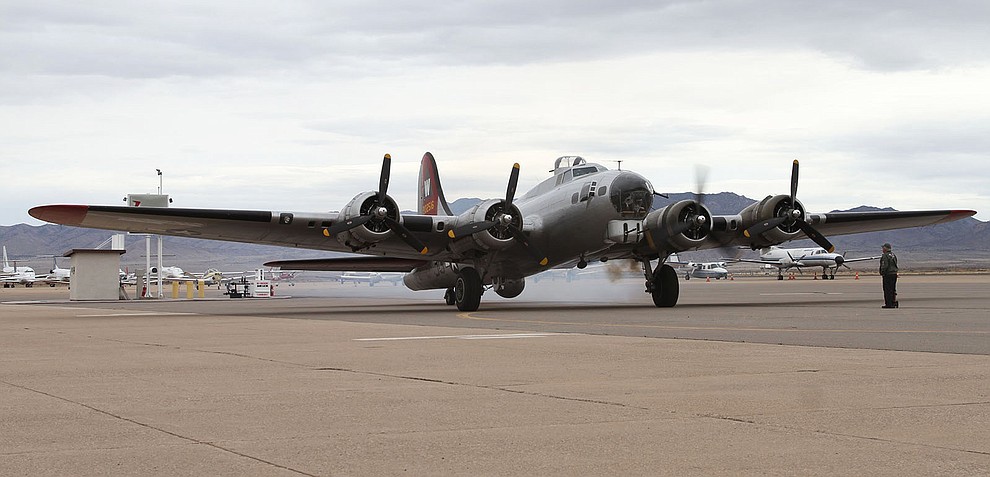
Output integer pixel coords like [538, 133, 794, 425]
[155, 169, 163, 297]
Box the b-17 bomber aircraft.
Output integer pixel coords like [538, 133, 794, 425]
[30, 154, 975, 311]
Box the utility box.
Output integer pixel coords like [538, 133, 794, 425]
[126, 194, 169, 208]
[250, 280, 272, 298]
[65, 249, 126, 301]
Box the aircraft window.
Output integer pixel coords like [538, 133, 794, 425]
[572, 167, 597, 178]
[609, 173, 653, 218]
[598, 186, 606, 196]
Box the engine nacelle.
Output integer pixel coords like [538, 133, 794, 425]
[404, 262, 461, 291]
[335, 191, 400, 247]
[739, 194, 806, 246]
[643, 200, 713, 251]
[458, 199, 522, 251]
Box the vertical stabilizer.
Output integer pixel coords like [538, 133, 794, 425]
[418, 152, 453, 216]
[2, 246, 8, 269]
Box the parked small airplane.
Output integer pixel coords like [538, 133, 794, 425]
[732, 245, 880, 280]
[142, 266, 236, 287]
[667, 253, 730, 280]
[2, 246, 38, 287]
[264, 268, 299, 285]
[338, 271, 382, 286]
[43, 257, 71, 286]
[30, 154, 976, 310]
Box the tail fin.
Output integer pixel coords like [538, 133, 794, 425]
[418, 152, 453, 216]
[2, 246, 8, 269]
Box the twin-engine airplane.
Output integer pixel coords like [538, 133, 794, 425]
[667, 253, 730, 280]
[732, 246, 880, 280]
[30, 154, 975, 310]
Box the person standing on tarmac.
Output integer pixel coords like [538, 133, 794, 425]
[880, 242, 899, 308]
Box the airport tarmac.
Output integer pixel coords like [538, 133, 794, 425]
[1, 274, 988, 475]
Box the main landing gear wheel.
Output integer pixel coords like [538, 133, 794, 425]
[443, 287, 456, 306]
[454, 267, 483, 311]
[652, 264, 679, 307]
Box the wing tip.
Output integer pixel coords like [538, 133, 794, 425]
[28, 205, 89, 226]
[940, 209, 978, 223]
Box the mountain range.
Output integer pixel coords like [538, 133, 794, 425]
[3, 193, 987, 272]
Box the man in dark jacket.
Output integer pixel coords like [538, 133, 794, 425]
[880, 243, 898, 308]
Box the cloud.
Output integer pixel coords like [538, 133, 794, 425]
[2, 1, 989, 224]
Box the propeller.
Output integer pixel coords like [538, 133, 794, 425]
[323, 154, 429, 255]
[649, 165, 711, 245]
[742, 160, 835, 253]
[448, 163, 549, 266]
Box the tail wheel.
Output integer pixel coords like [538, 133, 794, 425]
[454, 267, 483, 311]
[652, 264, 679, 307]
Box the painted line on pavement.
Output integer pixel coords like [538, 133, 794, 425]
[76, 312, 199, 317]
[354, 332, 561, 341]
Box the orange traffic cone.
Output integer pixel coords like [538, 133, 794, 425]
[813, 272, 818, 280]
[706, 277, 711, 282]
[855, 272, 859, 280]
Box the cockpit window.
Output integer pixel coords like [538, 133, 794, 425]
[609, 173, 653, 218]
[572, 166, 598, 178]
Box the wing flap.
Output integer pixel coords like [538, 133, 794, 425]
[263, 256, 429, 272]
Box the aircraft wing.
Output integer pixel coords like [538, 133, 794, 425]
[28, 205, 451, 259]
[730, 258, 785, 267]
[841, 255, 881, 263]
[804, 210, 974, 237]
[263, 256, 428, 272]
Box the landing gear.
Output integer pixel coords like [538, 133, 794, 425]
[453, 267, 483, 311]
[651, 264, 679, 307]
[642, 259, 679, 308]
[443, 288, 456, 306]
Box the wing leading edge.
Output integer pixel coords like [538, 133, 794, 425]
[807, 209, 976, 237]
[27, 204, 448, 259]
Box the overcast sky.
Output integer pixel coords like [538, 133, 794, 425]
[3, 0, 988, 226]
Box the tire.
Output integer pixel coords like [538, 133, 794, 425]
[454, 267, 483, 311]
[652, 264, 679, 307]
[443, 288, 456, 306]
